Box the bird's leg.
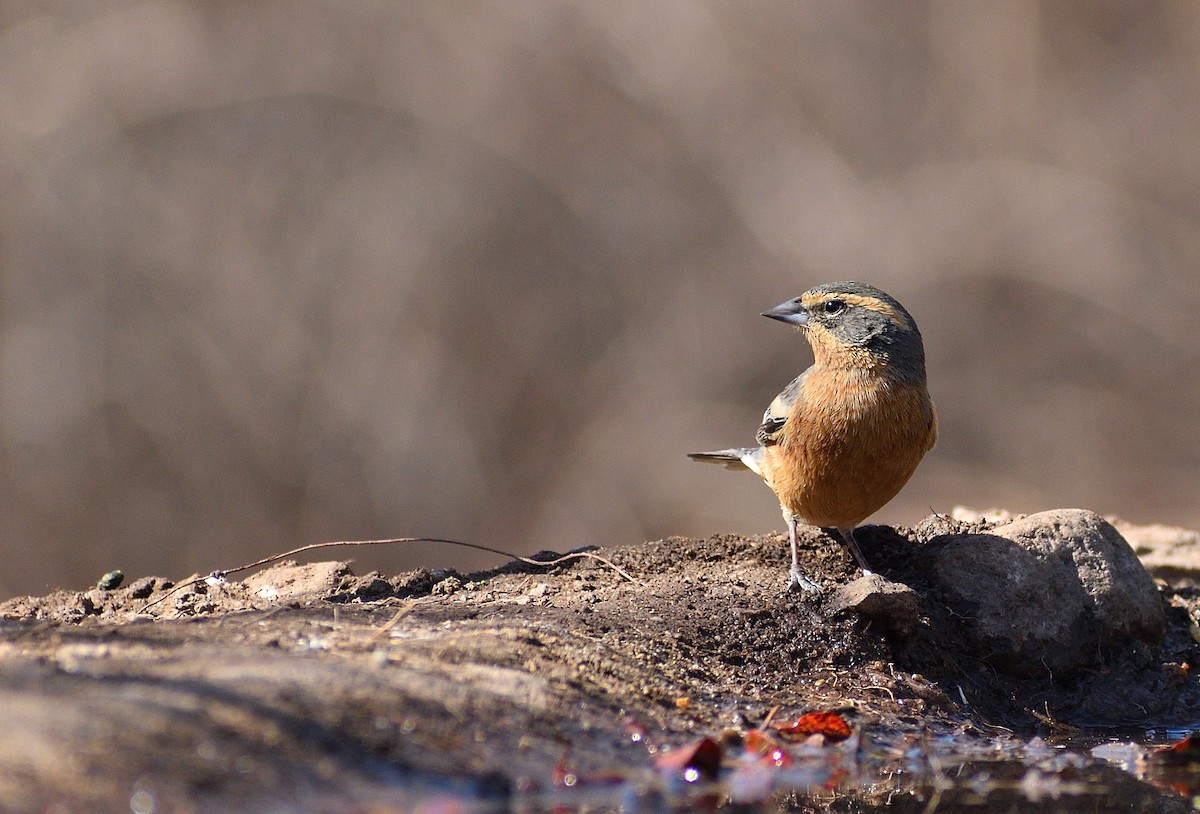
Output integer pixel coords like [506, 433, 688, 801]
[787, 515, 822, 593]
[840, 527, 873, 575]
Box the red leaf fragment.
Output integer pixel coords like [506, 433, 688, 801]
[773, 711, 852, 743]
[744, 730, 793, 767]
[552, 758, 576, 787]
[1152, 734, 1200, 765]
[824, 766, 849, 790]
[1164, 735, 1200, 754]
[654, 736, 723, 781]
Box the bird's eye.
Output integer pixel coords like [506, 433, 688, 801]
[822, 299, 846, 315]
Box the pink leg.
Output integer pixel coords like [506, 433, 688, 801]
[787, 516, 822, 593]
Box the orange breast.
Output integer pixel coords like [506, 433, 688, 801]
[759, 368, 936, 529]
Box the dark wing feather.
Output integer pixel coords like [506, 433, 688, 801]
[755, 369, 808, 446]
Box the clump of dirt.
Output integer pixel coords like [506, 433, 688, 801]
[0, 518, 1197, 811]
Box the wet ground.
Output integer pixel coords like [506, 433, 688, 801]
[2, 515, 1200, 812]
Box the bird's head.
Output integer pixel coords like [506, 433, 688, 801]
[762, 281, 926, 382]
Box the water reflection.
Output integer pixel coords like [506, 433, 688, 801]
[499, 731, 1194, 813]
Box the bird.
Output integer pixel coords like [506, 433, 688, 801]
[688, 281, 937, 592]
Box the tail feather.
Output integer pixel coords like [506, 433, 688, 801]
[687, 447, 762, 475]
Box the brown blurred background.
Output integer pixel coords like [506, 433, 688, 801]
[1, 2, 1198, 597]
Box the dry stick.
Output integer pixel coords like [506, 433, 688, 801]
[759, 704, 783, 730]
[370, 598, 418, 641]
[140, 537, 640, 613]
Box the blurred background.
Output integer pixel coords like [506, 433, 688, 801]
[1, 1, 1198, 597]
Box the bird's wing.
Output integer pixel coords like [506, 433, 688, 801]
[755, 368, 809, 447]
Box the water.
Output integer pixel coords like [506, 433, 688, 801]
[481, 729, 1200, 813]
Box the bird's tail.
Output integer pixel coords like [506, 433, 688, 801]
[687, 447, 763, 475]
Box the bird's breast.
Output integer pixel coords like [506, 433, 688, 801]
[761, 367, 935, 528]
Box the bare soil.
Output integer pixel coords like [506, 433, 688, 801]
[2, 518, 1199, 812]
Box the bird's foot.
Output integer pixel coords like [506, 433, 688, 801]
[787, 568, 823, 594]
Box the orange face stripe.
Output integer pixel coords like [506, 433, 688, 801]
[800, 292, 912, 331]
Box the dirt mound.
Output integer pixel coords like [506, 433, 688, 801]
[1, 517, 1198, 811]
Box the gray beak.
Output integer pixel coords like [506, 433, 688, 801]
[761, 298, 809, 327]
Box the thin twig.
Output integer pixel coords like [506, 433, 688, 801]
[140, 537, 639, 614]
[759, 703, 783, 730]
[370, 599, 418, 641]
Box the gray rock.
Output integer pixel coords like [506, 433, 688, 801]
[928, 509, 1165, 677]
[828, 574, 920, 638]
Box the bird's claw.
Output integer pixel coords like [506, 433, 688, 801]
[787, 570, 824, 594]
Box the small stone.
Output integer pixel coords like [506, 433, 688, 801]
[127, 577, 160, 600]
[827, 574, 919, 637]
[951, 506, 1017, 525]
[432, 576, 463, 596]
[96, 570, 124, 591]
[355, 577, 395, 600]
